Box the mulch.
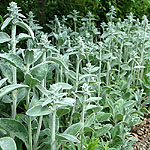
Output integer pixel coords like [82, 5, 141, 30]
[131, 114, 150, 150]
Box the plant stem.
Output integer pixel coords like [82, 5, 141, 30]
[81, 95, 86, 124]
[98, 48, 102, 97]
[74, 21, 76, 32]
[69, 56, 81, 126]
[26, 88, 32, 150]
[33, 116, 43, 150]
[28, 116, 32, 150]
[140, 28, 146, 80]
[118, 42, 123, 79]
[75, 56, 81, 92]
[106, 39, 111, 86]
[106, 61, 110, 86]
[11, 24, 17, 120]
[26, 88, 31, 109]
[60, 66, 63, 82]
[51, 104, 56, 150]
[81, 94, 86, 150]
[33, 51, 46, 150]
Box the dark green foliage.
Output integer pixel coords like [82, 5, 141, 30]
[1, 0, 150, 30]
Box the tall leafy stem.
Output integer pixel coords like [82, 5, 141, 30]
[0, 2, 34, 120]
[69, 36, 85, 126]
[139, 16, 148, 80]
[33, 34, 47, 150]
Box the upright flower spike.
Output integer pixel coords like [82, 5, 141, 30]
[1, 2, 25, 30]
[7, 2, 25, 20]
[40, 34, 50, 49]
[25, 11, 43, 32]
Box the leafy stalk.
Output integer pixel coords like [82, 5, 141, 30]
[26, 88, 32, 150]
[69, 56, 81, 126]
[51, 104, 56, 150]
[140, 22, 147, 80]
[98, 46, 102, 97]
[11, 24, 17, 120]
[75, 56, 81, 92]
[33, 51, 46, 150]
[33, 116, 43, 150]
[81, 94, 86, 150]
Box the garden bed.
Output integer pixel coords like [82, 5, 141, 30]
[132, 114, 150, 150]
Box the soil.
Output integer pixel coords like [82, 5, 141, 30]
[131, 114, 150, 150]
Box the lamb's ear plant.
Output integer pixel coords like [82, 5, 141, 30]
[0, 2, 34, 120]
[24, 44, 49, 150]
[67, 10, 80, 32]
[27, 82, 79, 150]
[33, 33, 49, 150]
[1, 2, 150, 150]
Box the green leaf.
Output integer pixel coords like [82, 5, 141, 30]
[16, 21, 34, 40]
[85, 105, 103, 112]
[0, 118, 28, 144]
[102, 53, 112, 60]
[24, 49, 34, 65]
[24, 73, 40, 88]
[0, 129, 6, 138]
[111, 125, 121, 139]
[128, 136, 138, 142]
[2, 95, 12, 103]
[58, 37, 64, 46]
[84, 127, 94, 133]
[0, 137, 17, 150]
[46, 56, 68, 70]
[26, 105, 52, 117]
[146, 72, 150, 77]
[18, 13, 26, 19]
[96, 113, 111, 122]
[123, 100, 136, 108]
[17, 88, 26, 104]
[16, 33, 31, 41]
[30, 63, 48, 81]
[120, 64, 131, 70]
[57, 107, 70, 118]
[124, 42, 133, 46]
[56, 133, 80, 143]
[0, 32, 11, 43]
[0, 78, 7, 88]
[96, 124, 112, 137]
[85, 113, 95, 127]
[33, 49, 43, 63]
[87, 137, 99, 150]
[36, 85, 49, 97]
[0, 84, 29, 98]
[134, 66, 145, 69]
[122, 92, 130, 100]
[0, 62, 12, 83]
[115, 113, 123, 122]
[64, 123, 83, 136]
[109, 136, 123, 149]
[79, 74, 96, 81]
[0, 53, 25, 71]
[0, 15, 3, 23]
[1, 17, 12, 30]
[86, 97, 102, 102]
[42, 98, 52, 107]
[56, 97, 75, 106]
[53, 82, 72, 90]
[65, 70, 76, 80]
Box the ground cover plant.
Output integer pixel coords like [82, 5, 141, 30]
[0, 2, 150, 150]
